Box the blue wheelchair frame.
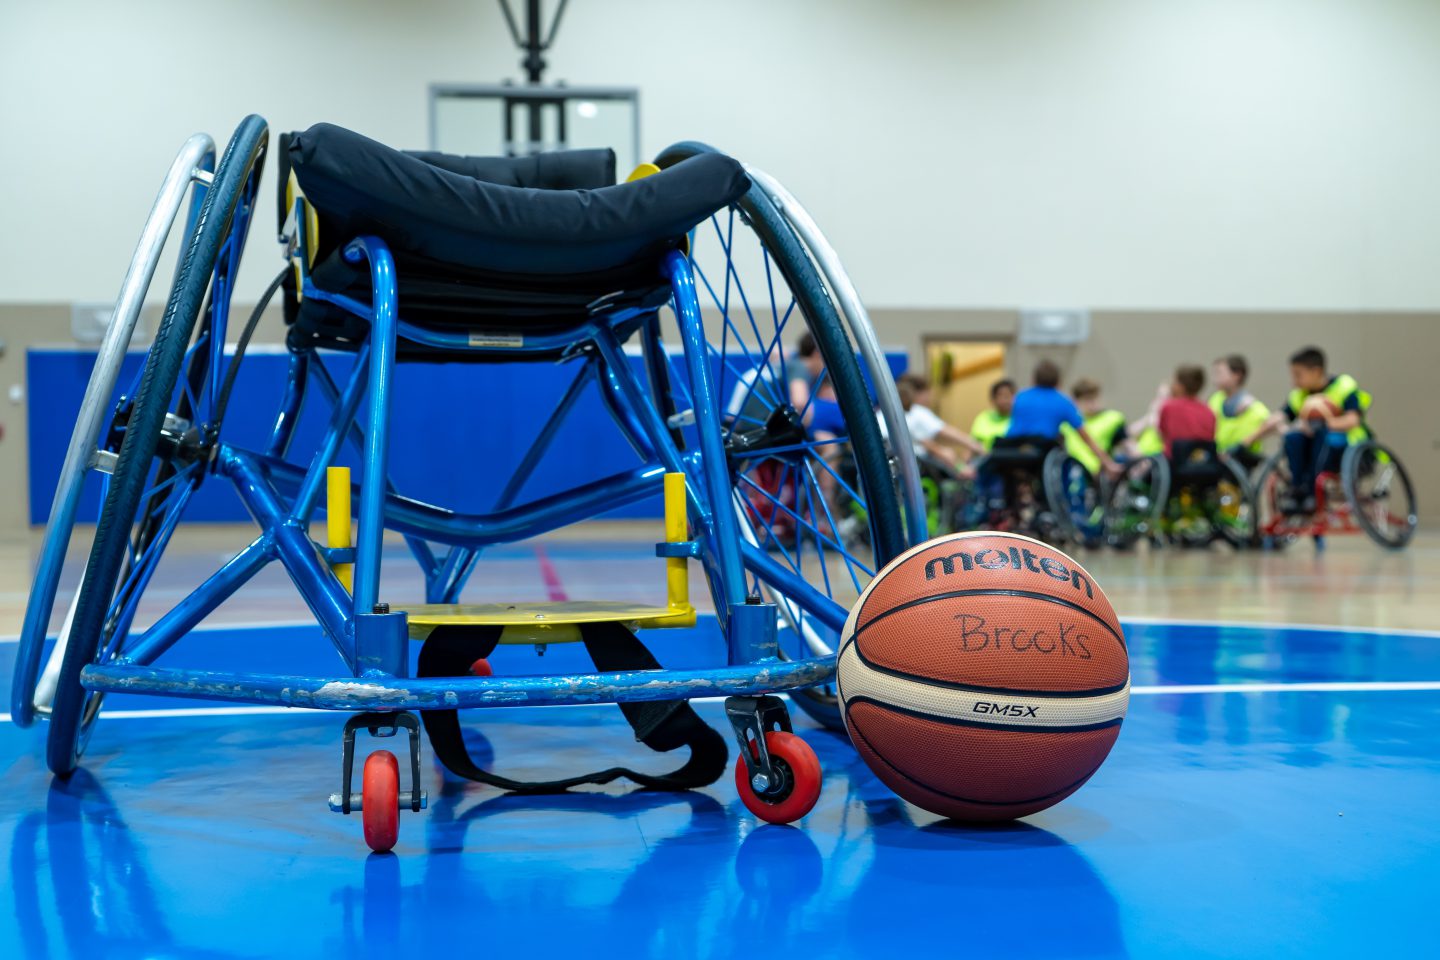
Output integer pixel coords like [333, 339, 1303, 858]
[74, 218, 842, 713]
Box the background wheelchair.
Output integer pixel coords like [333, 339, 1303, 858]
[964, 436, 1103, 548]
[1104, 441, 1253, 549]
[1253, 438, 1417, 549]
[11, 116, 926, 851]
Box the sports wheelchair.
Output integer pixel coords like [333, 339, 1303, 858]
[12, 117, 926, 852]
[1252, 437, 1417, 550]
[962, 436, 1103, 548]
[1103, 441, 1253, 549]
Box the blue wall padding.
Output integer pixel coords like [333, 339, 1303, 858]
[27, 347, 906, 525]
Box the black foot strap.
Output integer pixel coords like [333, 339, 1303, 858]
[417, 622, 728, 793]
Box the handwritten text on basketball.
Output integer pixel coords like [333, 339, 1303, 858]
[953, 613, 1093, 659]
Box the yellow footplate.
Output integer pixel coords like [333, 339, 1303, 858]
[402, 473, 697, 646]
[402, 600, 696, 645]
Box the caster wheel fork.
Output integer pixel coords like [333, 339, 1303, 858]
[726, 695, 822, 825]
[329, 710, 428, 854]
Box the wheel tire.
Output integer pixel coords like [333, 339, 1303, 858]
[734, 731, 822, 825]
[1253, 452, 1300, 550]
[1042, 449, 1099, 546]
[45, 116, 268, 777]
[1215, 458, 1256, 549]
[362, 750, 400, 854]
[1104, 457, 1168, 550]
[1342, 441, 1417, 549]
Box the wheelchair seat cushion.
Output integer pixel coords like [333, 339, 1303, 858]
[289, 123, 749, 276]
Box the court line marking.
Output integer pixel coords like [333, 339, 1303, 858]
[4, 681, 1438, 725]
[533, 544, 569, 602]
[1119, 616, 1440, 639]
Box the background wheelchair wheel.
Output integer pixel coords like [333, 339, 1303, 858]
[1253, 452, 1302, 550]
[1342, 441, 1417, 549]
[44, 116, 268, 776]
[1214, 458, 1256, 549]
[655, 142, 913, 731]
[1043, 450, 1103, 549]
[1105, 456, 1168, 550]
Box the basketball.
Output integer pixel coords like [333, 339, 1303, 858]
[837, 531, 1128, 821]
[1299, 394, 1339, 420]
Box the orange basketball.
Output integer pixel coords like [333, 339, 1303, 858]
[837, 531, 1128, 821]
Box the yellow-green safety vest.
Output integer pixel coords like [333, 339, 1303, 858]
[1135, 426, 1163, 457]
[1062, 409, 1127, 475]
[970, 409, 1010, 451]
[1286, 374, 1370, 444]
[1207, 391, 1271, 453]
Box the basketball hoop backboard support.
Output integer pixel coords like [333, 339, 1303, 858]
[428, 83, 641, 172]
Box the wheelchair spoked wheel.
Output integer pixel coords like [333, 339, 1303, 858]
[1342, 441, 1417, 549]
[1253, 452, 1305, 550]
[44, 116, 268, 776]
[655, 143, 912, 731]
[10, 135, 216, 728]
[1104, 456, 1169, 550]
[1042, 449, 1104, 549]
[1212, 458, 1256, 549]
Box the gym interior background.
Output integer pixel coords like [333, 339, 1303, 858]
[1, 2, 1436, 957]
[3, 0, 1438, 534]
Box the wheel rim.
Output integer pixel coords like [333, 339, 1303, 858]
[1348, 444, 1417, 546]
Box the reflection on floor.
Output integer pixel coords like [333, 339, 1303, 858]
[1, 526, 1436, 957]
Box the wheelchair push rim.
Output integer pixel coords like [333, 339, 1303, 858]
[10, 135, 216, 728]
[1043, 449, 1104, 549]
[1105, 456, 1169, 550]
[1342, 441, 1417, 549]
[44, 116, 268, 775]
[656, 142, 916, 729]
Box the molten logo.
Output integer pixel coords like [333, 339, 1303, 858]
[923, 545, 1094, 599]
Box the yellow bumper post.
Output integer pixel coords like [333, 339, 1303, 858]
[664, 471, 690, 614]
[326, 466, 352, 593]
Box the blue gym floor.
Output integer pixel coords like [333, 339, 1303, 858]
[2, 587, 1437, 956]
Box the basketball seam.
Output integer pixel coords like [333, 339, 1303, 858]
[846, 704, 1109, 807]
[855, 587, 1127, 651]
[845, 694, 1125, 734]
[845, 636, 1129, 699]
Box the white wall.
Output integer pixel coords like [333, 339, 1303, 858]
[2, 0, 1439, 310]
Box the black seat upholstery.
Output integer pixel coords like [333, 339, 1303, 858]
[281, 123, 750, 357]
[1170, 440, 1226, 486]
[985, 435, 1057, 472]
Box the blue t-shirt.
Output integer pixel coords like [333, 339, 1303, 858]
[1006, 386, 1083, 439]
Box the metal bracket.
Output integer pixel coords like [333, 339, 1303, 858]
[725, 695, 793, 798]
[654, 540, 701, 559]
[319, 545, 356, 564]
[328, 711, 427, 815]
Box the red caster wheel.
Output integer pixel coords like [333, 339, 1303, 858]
[470, 658, 493, 677]
[734, 731, 822, 825]
[362, 750, 400, 853]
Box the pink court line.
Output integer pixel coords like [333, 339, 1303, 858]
[533, 544, 569, 602]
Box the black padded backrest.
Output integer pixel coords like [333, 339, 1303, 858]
[406, 148, 616, 189]
[288, 122, 748, 276]
[1171, 440, 1220, 466]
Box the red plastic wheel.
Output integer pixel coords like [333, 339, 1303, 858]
[734, 731, 822, 825]
[362, 750, 400, 853]
[470, 658, 493, 677]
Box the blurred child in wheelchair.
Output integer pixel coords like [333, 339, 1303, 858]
[1062, 377, 1134, 475]
[1241, 346, 1369, 515]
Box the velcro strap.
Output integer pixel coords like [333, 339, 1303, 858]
[417, 623, 728, 794]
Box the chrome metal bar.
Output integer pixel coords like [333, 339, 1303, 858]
[12, 133, 216, 727]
